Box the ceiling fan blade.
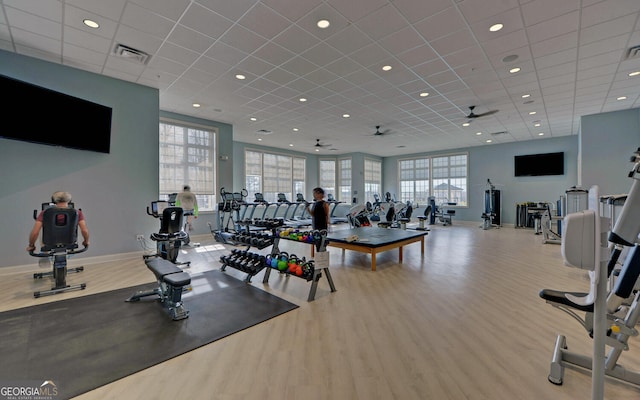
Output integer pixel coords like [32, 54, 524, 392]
[474, 109, 499, 118]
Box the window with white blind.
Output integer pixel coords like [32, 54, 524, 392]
[338, 158, 352, 203]
[319, 159, 336, 199]
[364, 158, 382, 204]
[159, 121, 216, 210]
[244, 149, 305, 203]
[399, 153, 468, 207]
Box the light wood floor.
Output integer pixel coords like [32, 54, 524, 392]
[2, 224, 640, 400]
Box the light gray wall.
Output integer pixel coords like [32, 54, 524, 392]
[383, 136, 579, 225]
[0, 51, 233, 268]
[1, 50, 160, 267]
[580, 108, 640, 195]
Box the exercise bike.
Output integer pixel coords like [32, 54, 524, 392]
[145, 200, 190, 267]
[29, 202, 88, 298]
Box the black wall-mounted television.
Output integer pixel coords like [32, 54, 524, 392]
[0, 74, 112, 153]
[514, 152, 564, 176]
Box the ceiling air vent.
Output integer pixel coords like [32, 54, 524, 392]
[626, 45, 640, 60]
[256, 129, 272, 135]
[114, 44, 150, 64]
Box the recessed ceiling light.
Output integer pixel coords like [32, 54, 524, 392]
[83, 19, 99, 29]
[489, 23, 503, 32]
[476, 132, 482, 136]
[628, 71, 640, 77]
[292, 128, 299, 132]
[617, 96, 627, 100]
[315, 148, 320, 152]
[462, 122, 470, 127]
[343, 114, 350, 118]
[529, 111, 537, 115]
[522, 94, 531, 98]
[419, 92, 429, 97]
[192, 103, 201, 108]
[317, 19, 330, 29]
[257, 138, 262, 141]
[486, 139, 493, 143]
[299, 98, 307, 102]
[250, 117, 257, 121]
[235, 74, 246, 80]
[538, 132, 545, 136]
[534, 123, 541, 127]
[382, 65, 392, 71]
[509, 67, 521, 73]
[289, 143, 294, 147]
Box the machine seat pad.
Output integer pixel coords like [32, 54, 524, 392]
[163, 271, 191, 287]
[145, 258, 184, 279]
[539, 289, 594, 312]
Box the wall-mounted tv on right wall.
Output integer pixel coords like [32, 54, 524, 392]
[514, 152, 564, 176]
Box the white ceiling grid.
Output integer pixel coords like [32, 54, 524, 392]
[0, 0, 638, 156]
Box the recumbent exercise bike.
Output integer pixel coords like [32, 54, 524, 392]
[29, 203, 88, 298]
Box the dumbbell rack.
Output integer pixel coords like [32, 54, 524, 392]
[262, 231, 336, 301]
[218, 219, 283, 282]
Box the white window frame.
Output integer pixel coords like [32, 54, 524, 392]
[364, 158, 382, 204]
[398, 152, 468, 207]
[244, 149, 305, 203]
[159, 119, 217, 211]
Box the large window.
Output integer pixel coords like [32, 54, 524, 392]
[338, 158, 352, 203]
[319, 159, 336, 198]
[245, 150, 305, 203]
[159, 121, 216, 210]
[399, 158, 429, 204]
[364, 158, 382, 203]
[318, 158, 352, 203]
[399, 153, 468, 207]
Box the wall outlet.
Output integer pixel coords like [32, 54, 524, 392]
[136, 234, 145, 241]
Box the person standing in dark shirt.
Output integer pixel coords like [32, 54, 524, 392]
[306, 187, 330, 231]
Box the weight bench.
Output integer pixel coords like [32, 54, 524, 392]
[126, 257, 191, 320]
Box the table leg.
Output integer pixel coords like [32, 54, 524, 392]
[399, 246, 403, 262]
[421, 237, 424, 254]
[371, 251, 377, 271]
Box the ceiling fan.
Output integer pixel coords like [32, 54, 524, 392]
[466, 105, 499, 119]
[372, 125, 391, 136]
[314, 139, 332, 148]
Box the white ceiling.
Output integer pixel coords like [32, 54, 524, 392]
[1, 0, 639, 157]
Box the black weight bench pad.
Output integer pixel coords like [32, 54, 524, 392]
[539, 289, 594, 312]
[145, 258, 187, 284]
[164, 272, 191, 287]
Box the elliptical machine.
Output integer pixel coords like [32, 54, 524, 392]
[211, 188, 247, 244]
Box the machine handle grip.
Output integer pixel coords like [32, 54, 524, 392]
[29, 245, 88, 257]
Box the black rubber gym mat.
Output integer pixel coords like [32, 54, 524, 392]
[0, 270, 298, 399]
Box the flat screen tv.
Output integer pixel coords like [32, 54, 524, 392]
[0, 74, 112, 153]
[514, 152, 564, 176]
